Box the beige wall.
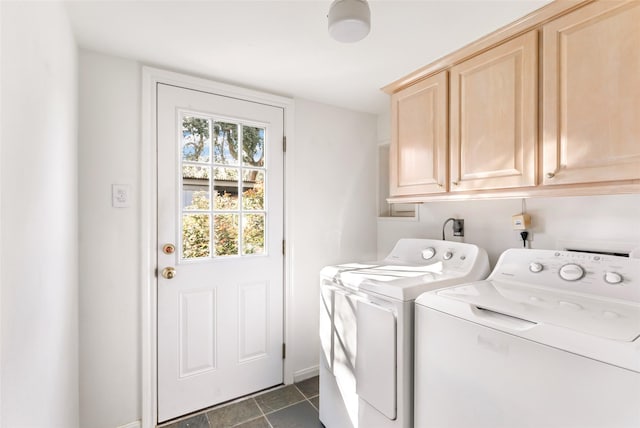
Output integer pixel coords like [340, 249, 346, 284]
[290, 98, 378, 379]
[77, 51, 378, 428]
[78, 51, 141, 428]
[1, 2, 79, 427]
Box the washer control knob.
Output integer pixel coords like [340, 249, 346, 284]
[529, 262, 543, 273]
[604, 271, 623, 285]
[421, 247, 436, 260]
[559, 264, 585, 281]
[443, 251, 454, 260]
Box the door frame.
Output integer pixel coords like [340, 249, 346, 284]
[140, 66, 295, 428]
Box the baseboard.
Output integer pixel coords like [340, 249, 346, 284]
[116, 421, 141, 428]
[293, 365, 319, 383]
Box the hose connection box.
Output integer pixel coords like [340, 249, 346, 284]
[512, 214, 531, 230]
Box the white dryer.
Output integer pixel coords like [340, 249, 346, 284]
[319, 239, 490, 428]
[414, 248, 640, 428]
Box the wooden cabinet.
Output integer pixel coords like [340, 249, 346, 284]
[450, 30, 538, 192]
[384, 0, 640, 202]
[389, 71, 448, 196]
[541, 0, 640, 186]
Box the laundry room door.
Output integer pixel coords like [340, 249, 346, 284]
[156, 83, 284, 422]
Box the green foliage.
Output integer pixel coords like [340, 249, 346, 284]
[182, 115, 266, 258]
[182, 117, 210, 162]
[214, 212, 239, 256]
[182, 184, 264, 258]
[242, 126, 265, 167]
[242, 213, 264, 255]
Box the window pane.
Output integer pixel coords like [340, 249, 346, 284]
[242, 214, 265, 255]
[242, 125, 265, 167]
[213, 121, 239, 165]
[214, 214, 239, 256]
[213, 167, 239, 210]
[242, 170, 264, 210]
[182, 214, 210, 259]
[183, 166, 210, 210]
[182, 116, 210, 163]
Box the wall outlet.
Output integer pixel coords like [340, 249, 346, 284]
[516, 230, 533, 247]
[453, 219, 464, 237]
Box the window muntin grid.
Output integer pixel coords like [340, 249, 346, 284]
[180, 113, 267, 260]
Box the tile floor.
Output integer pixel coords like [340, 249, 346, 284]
[160, 376, 322, 428]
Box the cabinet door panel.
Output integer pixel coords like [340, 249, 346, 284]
[542, 0, 640, 186]
[390, 72, 448, 196]
[450, 30, 538, 192]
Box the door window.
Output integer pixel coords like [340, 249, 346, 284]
[181, 115, 267, 259]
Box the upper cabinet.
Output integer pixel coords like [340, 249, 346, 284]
[384, 0, 640, 202]
[390, 71, 448, 196]
[541, 0, 640, 186]
[450, 30, 538, 192]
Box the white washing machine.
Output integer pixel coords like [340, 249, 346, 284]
[415, 248, 640, 428]
[319, 239, 490, 428]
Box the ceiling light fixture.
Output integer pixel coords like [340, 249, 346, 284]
[328, 0, 371, 43]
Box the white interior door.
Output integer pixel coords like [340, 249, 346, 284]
[157, 83, 284, 422]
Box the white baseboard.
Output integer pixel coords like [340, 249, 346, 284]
[293, 365, 319, 383]
[116, 421, 141, 428]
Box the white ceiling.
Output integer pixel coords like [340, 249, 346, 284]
[65, 0, 552, 114]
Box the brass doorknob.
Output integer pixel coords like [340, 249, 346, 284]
[162, 267, 176, 279]
[162, 243, 176, 255]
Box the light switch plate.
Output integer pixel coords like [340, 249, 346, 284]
[112, 184, 131, 208]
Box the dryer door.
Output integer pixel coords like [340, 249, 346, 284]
[356, 300, 397, 420]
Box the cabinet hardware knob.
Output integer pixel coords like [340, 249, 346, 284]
[162, 267, 176, 279]
[452, 181, 459, 186]
[546, 172, 555, 179]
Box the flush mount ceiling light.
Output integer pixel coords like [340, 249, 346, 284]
[328, 0, 371, 43]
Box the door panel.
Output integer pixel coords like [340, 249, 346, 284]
[390, 71, 448, 196]
[238, 281, 269, 362]
[157, 83, 284, 422]
[178, 289, 216, 377]
[450, 30, 538, 191]
[542, 0, 640, 185]
[356, 300, 397, 420]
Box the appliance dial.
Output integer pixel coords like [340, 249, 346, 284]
[559, 263, 585, 281]
[604, 271, 623, 285]
[421, 248, 436, 260]
[443, 251, 453, 260]
[529, 262, 543, 273]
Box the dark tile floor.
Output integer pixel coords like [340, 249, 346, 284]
[160, 376, 322, 428]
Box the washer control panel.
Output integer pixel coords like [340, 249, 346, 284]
[492, 249, 640, 303]
[384, 239, 487, 272]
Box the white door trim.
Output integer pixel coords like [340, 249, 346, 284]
[140, 66, 295, 428]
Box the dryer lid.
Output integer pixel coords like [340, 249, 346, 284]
[434, 280, 640, 342]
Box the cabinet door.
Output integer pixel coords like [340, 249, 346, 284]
[542, 0, 640, 186]
[390, 71, 448, 196]
[450, 30, 538, 192]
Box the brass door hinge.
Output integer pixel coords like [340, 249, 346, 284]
[282, 343, 286, 359]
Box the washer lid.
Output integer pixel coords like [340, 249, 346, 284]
[433, 280, 640, 342]
[335, 263, 485, 301]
